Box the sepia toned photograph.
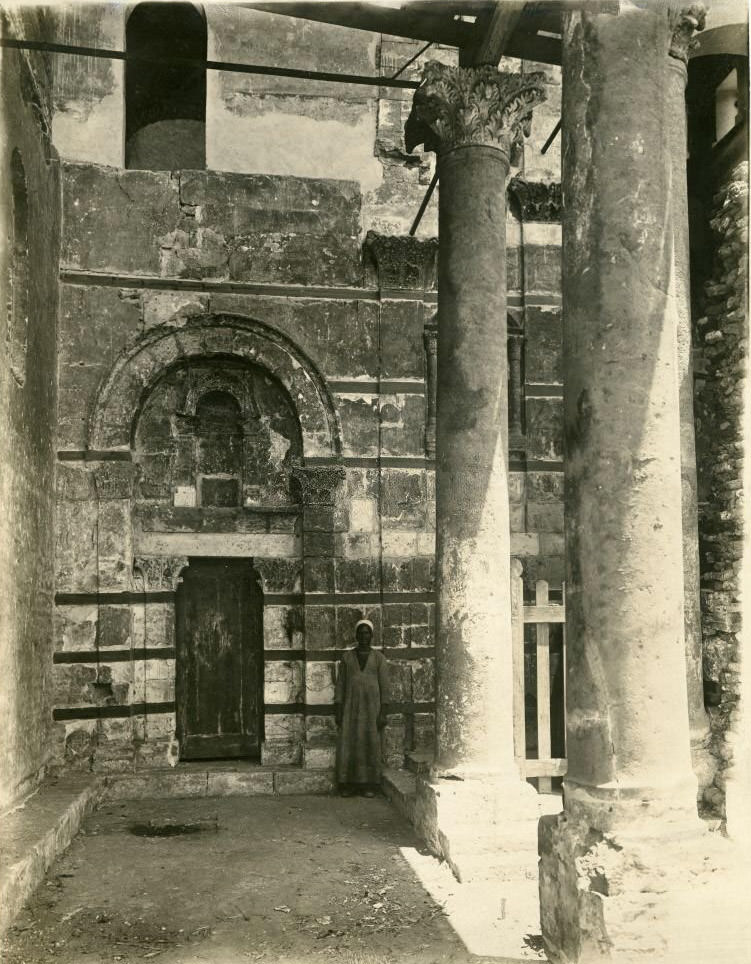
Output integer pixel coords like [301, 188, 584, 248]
[0, 1, 748, 962]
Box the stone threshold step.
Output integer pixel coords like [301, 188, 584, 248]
[0, 775, 106, 937]
[382, 767, 417, 824]
[103, 765, 336, 800]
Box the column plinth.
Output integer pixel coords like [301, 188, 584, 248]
[538, 6, 712, 961]
[406, 61, 546, 881]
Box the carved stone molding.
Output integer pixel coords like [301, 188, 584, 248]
[507, 176, 562, 223]
[364, 232, 438, 290]
[134, 556, 189, 592]
[405, 61, 546, 160]
[93, 462, 139, 501]
[669, 4, 706, 64]
[291, 465, 346, 506]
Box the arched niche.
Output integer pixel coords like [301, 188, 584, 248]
[125, 2, 207, 170]
[134, 357, 304, 507]
[89, 315, 341, 460]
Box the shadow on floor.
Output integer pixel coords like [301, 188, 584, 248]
[0, 794, 545, 964]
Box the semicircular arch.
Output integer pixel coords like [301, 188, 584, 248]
[89, 314, 341, 458]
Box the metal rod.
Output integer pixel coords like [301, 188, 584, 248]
[541, 118, 561, 155]
[0, 38, 420, 90]
[409, 169, 439, 237]
[391, 40, 433, 79]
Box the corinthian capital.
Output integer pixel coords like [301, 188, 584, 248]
[405, 62, 546, 161]
[669, 4, 706, 64]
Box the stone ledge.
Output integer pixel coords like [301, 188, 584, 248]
[103, 765, 335, 800]
[382, 767, 417, 825]
[0, 775, 106, 936]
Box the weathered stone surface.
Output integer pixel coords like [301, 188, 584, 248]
[382, 718, 406, 769]
[303, 607, 336, 651]
[379, 300, 425, 379]
[96, 606, 132, 648]
[524, 307, 562, 384]
[337, 395, 379, 457]
[334, 559, 380, 593]
[526, 502, 564, 534]
[264, 714, 305, 743]
[303, 557, 335, 593]
[522, 245, 561, 293]
[264, 661, 304, 704]
[389, 661, 412, 703]
[411, 659, 435, 703]
[0, 24, 62, 808]
[540, 6, 704, 959]
[694, 162, 749, 822]
[273, 770, 335, 794]
[261, 740, 302, 767]
[525, 397, 563, 462]
[380, 394, 426, 458]
[62, 165, 363, 286]
[305, 662, 336, 705]
[413, 712, 435, 752]
[54, 606, 97, 653]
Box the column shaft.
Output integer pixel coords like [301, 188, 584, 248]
[435, 143, 513, 776]
[560, 6, 694, 802]
[539, 6, 708, 960]
[666, 50, 711, 774]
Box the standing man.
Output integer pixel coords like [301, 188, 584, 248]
[335, 619, 390, 797]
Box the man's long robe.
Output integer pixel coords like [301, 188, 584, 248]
[335, 648, 389, 785]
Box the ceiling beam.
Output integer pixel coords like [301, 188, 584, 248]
[242, 1, 561, 65]
[242, 2, 474, 48]
[462, 1, 528, 66]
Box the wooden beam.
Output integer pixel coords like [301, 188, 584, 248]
[242, 2, 474, 48]
[243, 0, 560, 65]
[462, 1, 528, 66]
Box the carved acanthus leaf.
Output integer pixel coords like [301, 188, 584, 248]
[364, 232, 438, 290]
[669, 4, 706, 64]
[291, 465, 346, 506]
[405, 62, 546, 160]
[134, 556, 189, 592]
[507, 176, 562, 223]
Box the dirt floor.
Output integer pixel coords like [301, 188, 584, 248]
[1, 794, 541, 964]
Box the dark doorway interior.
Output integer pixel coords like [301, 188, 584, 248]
[176, 558, 264, 760]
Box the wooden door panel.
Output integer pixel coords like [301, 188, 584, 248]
[176, 558, 263, 760]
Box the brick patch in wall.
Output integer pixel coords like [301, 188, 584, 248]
[693, 161, 748, 820]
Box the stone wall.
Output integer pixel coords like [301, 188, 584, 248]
[0, 8, 62, 809]
[694, 160, 749, 818]
[49, 4, 564, 775]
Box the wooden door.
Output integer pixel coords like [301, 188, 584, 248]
[176, 558, 263, 760]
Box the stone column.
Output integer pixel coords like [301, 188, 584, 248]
[405, 61, 545, 878]
[538, 6, 707, 961]
[507, 324, 525, 445]
[668, 4, 713, 789]
[423, 323, 438, 459]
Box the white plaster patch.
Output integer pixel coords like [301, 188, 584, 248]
[381, 530, 418, 557]
[136, 532, 300, 557]
[206, 98, 383, 193]
[349, 498, 377, 532]
[173, 486, 197, 508]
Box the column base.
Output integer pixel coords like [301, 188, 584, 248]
[413, 771, 544, 884]
[538, 793, 736, 963]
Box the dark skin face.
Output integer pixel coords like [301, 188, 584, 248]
[355, 624, 373, 649]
